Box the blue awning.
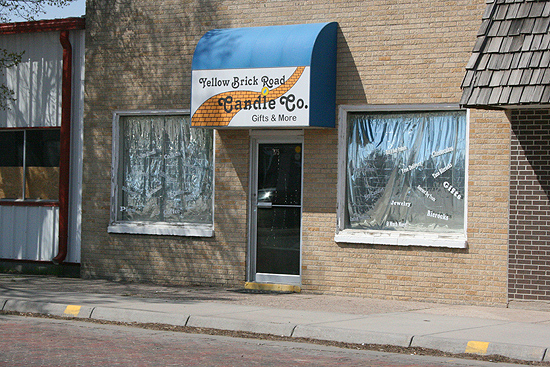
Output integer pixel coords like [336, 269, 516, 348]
[191, 22, 338, 128]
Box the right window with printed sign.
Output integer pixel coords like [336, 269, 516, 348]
[336, 106, 468, 248]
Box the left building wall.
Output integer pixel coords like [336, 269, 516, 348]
[0, 19, 85, 265]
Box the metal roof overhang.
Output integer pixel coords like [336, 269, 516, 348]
[191, 22, 338, 128]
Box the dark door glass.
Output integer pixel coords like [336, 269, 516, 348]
[256, 143, 302, 275]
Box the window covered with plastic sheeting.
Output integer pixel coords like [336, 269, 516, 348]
[109, 111, 214, 237]
[336, 106, 468, 248]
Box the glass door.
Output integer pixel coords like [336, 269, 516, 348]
[249, 138, 302, 285]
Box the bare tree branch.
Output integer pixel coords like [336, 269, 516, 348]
[0, 0, 75, 109]
[0, 0, 74, 22]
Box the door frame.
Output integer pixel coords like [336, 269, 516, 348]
[248, 129, 304, 286]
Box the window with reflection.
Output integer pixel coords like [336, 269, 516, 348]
[0, 129, 60, 201]
[111, 112, 214, 235]
[344, 110, 467, 234]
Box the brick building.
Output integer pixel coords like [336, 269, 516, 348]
[461, 0, 550, 302]
[80, 0, 521, 305]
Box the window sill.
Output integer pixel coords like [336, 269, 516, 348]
[108, 222, 214, 237]
[334, 229, 467, 249]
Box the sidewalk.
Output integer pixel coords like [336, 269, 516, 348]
[2, 274, 550, 363]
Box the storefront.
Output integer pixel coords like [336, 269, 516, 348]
[82, 0, 513, 305]
[189, 23, 336, 286]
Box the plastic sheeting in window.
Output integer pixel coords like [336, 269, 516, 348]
[346, 111, 466, 234]
[119, 115, 213, 224]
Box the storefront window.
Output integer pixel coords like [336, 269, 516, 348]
[109, 111, 214, 236]
[0, 129, 60, 201]
[336, 106, 468, 248]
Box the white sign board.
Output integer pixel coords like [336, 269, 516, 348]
[191, 66, 310, 128]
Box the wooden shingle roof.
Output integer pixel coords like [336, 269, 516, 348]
[460, 0, 550, 109]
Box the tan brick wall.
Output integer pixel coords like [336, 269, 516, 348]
[83, 0, 511, 304]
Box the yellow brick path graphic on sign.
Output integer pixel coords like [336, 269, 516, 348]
[192, 66, 305, 127]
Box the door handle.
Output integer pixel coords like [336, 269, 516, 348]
[257, 202, 273, 209]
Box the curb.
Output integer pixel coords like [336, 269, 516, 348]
[292, 324, 413, 347]
[91, 307, 190, 327]
[1, 299, 548, 363]
[187, 315, 296, 336]
[411, 335, 548, 363]
[3, 299, 94, 319]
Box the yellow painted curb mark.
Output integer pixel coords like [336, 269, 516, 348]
[245, 282, 301, 293]
[465, 341, 490, 355]
[64, 305, 82, 317]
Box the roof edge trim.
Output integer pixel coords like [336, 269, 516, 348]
[0, 17, 85, 35]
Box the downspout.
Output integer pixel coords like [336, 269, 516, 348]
[53, 30, 72, 264]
